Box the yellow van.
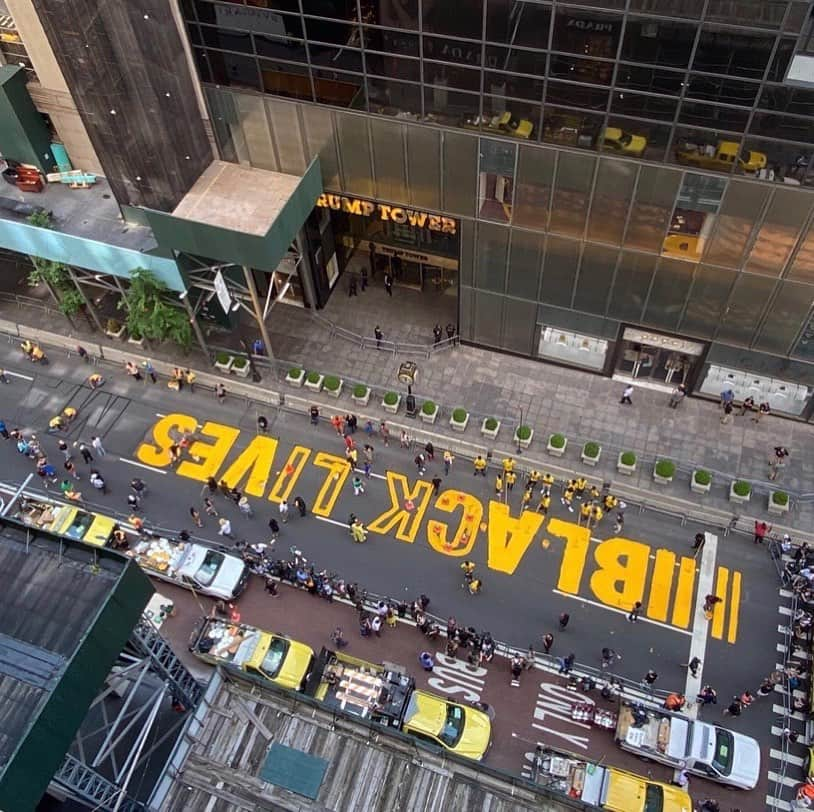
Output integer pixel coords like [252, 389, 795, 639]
[49, 506, 117, 547]
[602, 767, 691, 812]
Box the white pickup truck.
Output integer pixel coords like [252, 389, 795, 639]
[615, 700, 760, 790]
[127, 536, 249, 600]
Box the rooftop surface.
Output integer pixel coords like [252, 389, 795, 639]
[157, 672, 566, 812]
[171, 159, 303, 237]
[0, 175, 158, 252]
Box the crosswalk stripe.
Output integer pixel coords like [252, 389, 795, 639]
[773, 703, 807, 720]
[780, 589, 794, 598]
[768, 770, 801, 788]
[770, 748, 804, 767]
[779, 606, 793, 616]
[766, 795, 792, 811]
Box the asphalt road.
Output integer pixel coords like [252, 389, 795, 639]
[0, 344, 790, 809]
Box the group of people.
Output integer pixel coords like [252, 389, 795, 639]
[719, 387, 771, 425]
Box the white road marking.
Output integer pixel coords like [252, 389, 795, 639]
[768, 770, 802, 788]
[551, 589, 691, 636]
[780, 589, 794, 598]
[765, 795, 792, 811]
[773, 703, 807, 721]
[5, 370, 34, 381]
[778, 606, 793, 616]
[118, 458, 167, 475]
[314, 515, 351, 528]
[770, 748, 804, 767]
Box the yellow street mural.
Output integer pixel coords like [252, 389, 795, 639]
[136, 414, 742, 642]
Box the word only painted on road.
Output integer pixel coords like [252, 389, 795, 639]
[136, 414, 741, 642]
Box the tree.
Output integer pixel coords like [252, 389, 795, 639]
[118, 268, 192, 350]
[25, 212, 82, 317]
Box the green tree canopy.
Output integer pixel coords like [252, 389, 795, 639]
[118, 268, 192, 349]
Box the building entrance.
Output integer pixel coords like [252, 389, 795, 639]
[614, 327, 706, 390]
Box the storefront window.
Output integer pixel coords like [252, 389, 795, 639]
[538, 326, 609, 370]
[699, 364, 811, 416]
[615, 326, 705, 384]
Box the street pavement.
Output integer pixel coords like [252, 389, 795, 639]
[0, 343, 798, 810]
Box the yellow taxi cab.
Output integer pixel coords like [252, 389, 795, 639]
[243, 632, 314, 691]
[603, 767, 691, 812]
[50, 506, 117, 547]
[601, 127, 648, 156]
[401, 690, 491, 761]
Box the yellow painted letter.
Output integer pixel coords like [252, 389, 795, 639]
[312, 452, 351, 517]
[268, 446, 311, 504]
[177, 421, 240, 482]
[219, 436, 278, 497]
[368, 472, 433, 542]
[136, 413, 198, 468]
[426, 490, 482, 556]
[549, 518, 591, 595]
[487, 501, 544, 574]
[589, 538, 651, 610]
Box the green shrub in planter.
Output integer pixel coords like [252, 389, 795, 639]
[516, 425, 532, 441]
[733, 480, 751, 497]
[215, 351, 232, 365]
[353, 384, 368, 398]
[772, 490, 789, 506]
[383, 391, 398, 406]
[306, 371, 321, 384]
[422, 400, 437, 415]
[550, 433, 566, 449]
[620, 451, 636, 466]
[288, 366, 302, 378]
[655, 459, 676, 479]
[452, 408, 467, 423]
[232, 357, 249, 369]
[583, 442, 600, 458]
[484, 417, 498, 431]
[323, 375, 341, 391]
[694, 469, 711, 486]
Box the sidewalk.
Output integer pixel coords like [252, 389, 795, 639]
[2, 281, 813, 529]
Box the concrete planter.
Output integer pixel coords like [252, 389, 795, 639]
[514, 427, 533, 449]
[769, 491, 790, 515]
[324, 379, 343, 399]
[127, 336, 145, 348]
[481, 418, 501, 439]
[304, 373, 324, 393]
[420, 403, 439, 424]
[653, 460, 675, 485]
[382, 394, 401, 414]
[729, 481, 751, 504]
[214, 355, 234, 373]
[581, 443, 601, 467]
[105, 323, 126, 340]
[547, 435, 567, 457]
[232, 360, 251, 378]
[617, 452, 637, 476]
[691, 471, 712, 494]
[285, 368, 305, 388]
[449, 410, 469, 433]
[351, 386, 371, 407]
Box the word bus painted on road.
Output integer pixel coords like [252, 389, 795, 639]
[136, 413, 741, 642]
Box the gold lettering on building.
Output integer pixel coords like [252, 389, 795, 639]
[316, 194, 457, 235]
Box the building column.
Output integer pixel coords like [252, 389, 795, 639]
[66, 266, 104, 332]
[242, 265, 274, 360]
[295, 231, 318, 310]
[181, 293, 209, 359]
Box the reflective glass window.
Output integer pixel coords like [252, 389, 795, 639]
[234, 93, 276, 170]
[625, 165, 682, 252]
[549, 55, 614, 85]
[502, 298, 538, 355]
[540, 236, 580, 307]
[205, 85, 244, 162]
[304, 17, 359, 46]
[514, 145, 555, 230]
[366, 51, 421, 82]
[759, 85, 814, 117]
[423, 1, 484, 39]
[186, 23, 203, 45]
[615, 64, 684, 95]
[542, 109, 603, 150]
[485, 72, 544, 101]
[587, 158, 636, 246]
[768, 37, 797, 82]
[607, 251, 655, 322]
[685, 75, 759, 106]
[784, 3, 809, 34]
[678, 101, 749, 132]
[485, 0, 552, 49]
[705, 0, 787, 28]
[368, 77, 421, 117]
[310, 44, 363, 71]
[603, 116, 671, 161]
[206, 50, 262, 91]
[643, 258, 694, 331]
[371, 118, 407, 203]
[481, 98, 541, 141]
[663, 173, 725, 263]
[376, 0, 420, 30]
[507, 228, 544, 299]
[302, 104, 341, 188]
[574, 244, 618, 315]
[692, 28, 775, 78]
[473, 290, 504, 347]
[311, 68, 363, 107]
[363, 27, 419, 56]
[485, 45, 548, 76]
[424, 87, 480, 127]
[194, 2, 302, 31]
[424, 36, 483, 67]
[611, 91, 677, 122]
[552, 8, 622, 58]
[680, 265, 737, 339]
[621, 18, 697, 68]
[627, 0, 704, 17]
[193, 47, 214, 83]
[746, 188, 810, 276]
[479, 139, 516, 223]
[425, 62, 481, 93]
[549, 151, 596, 238]
[738, 137, 813, 183]
[266, 98, 306, 173]
[301, 0, 357, 19]
[336, 113, 373, 197]
[670, 127, 748, 176]
[442, 131, 479, 217]
[750, 112, 814, 145]
[789, 222, 814, 283]
[407, 126, 441, 210]
[200, 25, 254, 53]
[546, 81, 609, 111]
[704, 180, 768, 268]
[255, 35, 308, 61]
[754, 281, 814, 355]
[716, 274, 778, 346]
[475, 221, 509, 292]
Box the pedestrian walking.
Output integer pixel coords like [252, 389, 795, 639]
[768, 445, 790, 481]
[185, 369, 196, 391]
[473, 455, 487, 476]
[628, 601, 642, 622]
[268, 517, 280, 540]
[720, 401, 733, 424]
[0, 421, 9, 440]
[692, 532, 705, 550]
[127, 492, 140, 511]
[722, 697, 742, 716]
[384, 273, 393, 296]
[203, 497, 218, 517]
[78, 443, 93, 464]
[684, 656, 702, 678]
[257, 415, 268, 434]
[613, 512, 624, 533]
[431, 476, 442, 495]
[720, 388, 734, 410]
[433, 324, 442, 344]
[348, 274, 358, 296]
[424, 441, 434, 461]
[696, 685, 717, 705]
[506, 471, 517, 491]
[600, 647, 619, 669]
[91, 436, 105, 456]
[754, 519, 771, 544]
[331, 627, 348, 648]
[144, 360, 157, 384]
[310, 405, 320, 425]
[363, 460, 372, 479]
[542, 633, 554, 654]
[190, 507, 203, 527]
[218, 517, 235, 539]
[443, 450, 454, 476]
[558, 612, 570, 631]
[557, 653, 575, 674]
[89, 469, 107, 494]
[753, 401, 770, 422]
[294, 496, 307, 517]
[620, 384, 634, 405]
[125, 361, 143, 381]
[279, 499, 289, 523]
[495, 474, 503, 497]
[351, 520, 368, 543]
[642, 669, 658, 690]
[414, 454, 426, 475]
[446, 323, 455, 341]
[668, 384, 686, 408]
[360, 266, 368, 291]
[352, 475, 365, 496]
[215, 383, 226, 402]
[64, 459, 80, 480]
[77, 345, 89, 362]
[238, 497, 253, 518]
[374, 325, 383, 349]
[380, 420, 390, 446]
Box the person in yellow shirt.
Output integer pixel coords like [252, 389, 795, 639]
[542, 473, 555, 489]
[589, 484, 601, 500]
[88, 372, 104, 389]
[575, 477, 587, 498]
[495, 475, 503, 497]
[561, 485, 574, 512]
[578, 501, 592, 526]
[537, 492, 551, 516]
[521, 488, 532, 511]
[502, 457, 515, 473]
[506, 471, 517, 491]
[603, 493, 618, 511]
[528, 469, 541, 488]
[185, 369, 196, 391]
[590, 503, 604, 527]
[473, 455, 487, 476]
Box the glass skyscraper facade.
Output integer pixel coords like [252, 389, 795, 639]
[180, 0, 814, 418]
